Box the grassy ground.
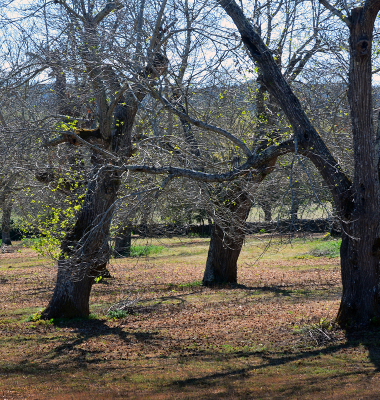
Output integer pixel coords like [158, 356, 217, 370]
[1, 235, 380, 399]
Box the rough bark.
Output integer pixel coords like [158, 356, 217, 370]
[42, 163, 120, 319]
[336, 6, 380, 326]
[203, 189, 251, 285]
[41, 1, 170, 319]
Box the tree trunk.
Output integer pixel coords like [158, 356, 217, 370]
[114, 226, 132, 257]
[290, 198, 299, 223]
[218, 0, 380, 326]
[336, 7, 380, 326]
[1, 198, 12, 246]
[42, 163, 120, 319]
[261, 202, 272, 222]
[203, 189, 251, 285]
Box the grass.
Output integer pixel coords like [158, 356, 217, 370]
[1, 235, 380, 399]
[309, 239, 341, 258]
[129, 244, 164, 257]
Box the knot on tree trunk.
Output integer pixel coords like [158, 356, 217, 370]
[356, 39, 370, 57]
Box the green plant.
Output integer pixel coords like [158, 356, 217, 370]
[187, 232, 200, 238]
[309, 239, 341, 258]
[178, 280, 203, 289]
[130, 245, 164, 257]
[26, 310, 42, 322]
[107, 309, 131, 320]
[259, 228, 266, 234]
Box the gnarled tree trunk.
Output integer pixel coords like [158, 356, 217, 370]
[42, 163, 120, 319]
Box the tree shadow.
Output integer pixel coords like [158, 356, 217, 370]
[345, 326, 380, 371]
[168, 326, 380, 398]
[0, 318, 164, 376]
[219, 283, 341, 301]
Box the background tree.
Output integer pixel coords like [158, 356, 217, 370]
[199, 0, 334, 285]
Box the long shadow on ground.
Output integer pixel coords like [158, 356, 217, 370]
[169, 326, 380, 399]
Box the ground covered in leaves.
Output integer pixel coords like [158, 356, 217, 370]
[1, 235, 380, 399]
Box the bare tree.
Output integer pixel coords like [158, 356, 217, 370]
[200, 0, 331, 285]
[215, 0, 380, 327]
[3, 0, 287, 319]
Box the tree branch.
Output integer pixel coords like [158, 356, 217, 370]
[44, 130, 118, 161]
[218, 0, 352, 212]
[54, 1, 85, 22]
[93, 1, 124, 25]
[319, 0, 351, 27]
[148, 87, 253, 157]
[121, 139, 294, 182]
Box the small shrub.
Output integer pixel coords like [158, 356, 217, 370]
[187, 232, 200, 238]
[26, 310, 42, 322]
[294, 318, 335, 346]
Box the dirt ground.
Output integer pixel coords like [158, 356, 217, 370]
[1, 236, 380, 399]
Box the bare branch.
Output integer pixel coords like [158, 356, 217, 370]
[121, 139, 294, 182]
[148, 87, 253, 157]
[54, 1, 85, 22]
[318, 0, 351, 27]
[44, 131, 119, 161]
[93, 1, 124, 25]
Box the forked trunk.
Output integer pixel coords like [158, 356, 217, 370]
[42, 163, 120, 319]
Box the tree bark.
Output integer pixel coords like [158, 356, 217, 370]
[40, 2, 169, 319]
[218, 0, 380, 326]
[42, 163, 120, 319]
[203, 189, 251, 285]
[290, 198, 299, 223]
[336, 6, 380, 326]
[1, 198, 12, 246]
[262, 202, 272, 222]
